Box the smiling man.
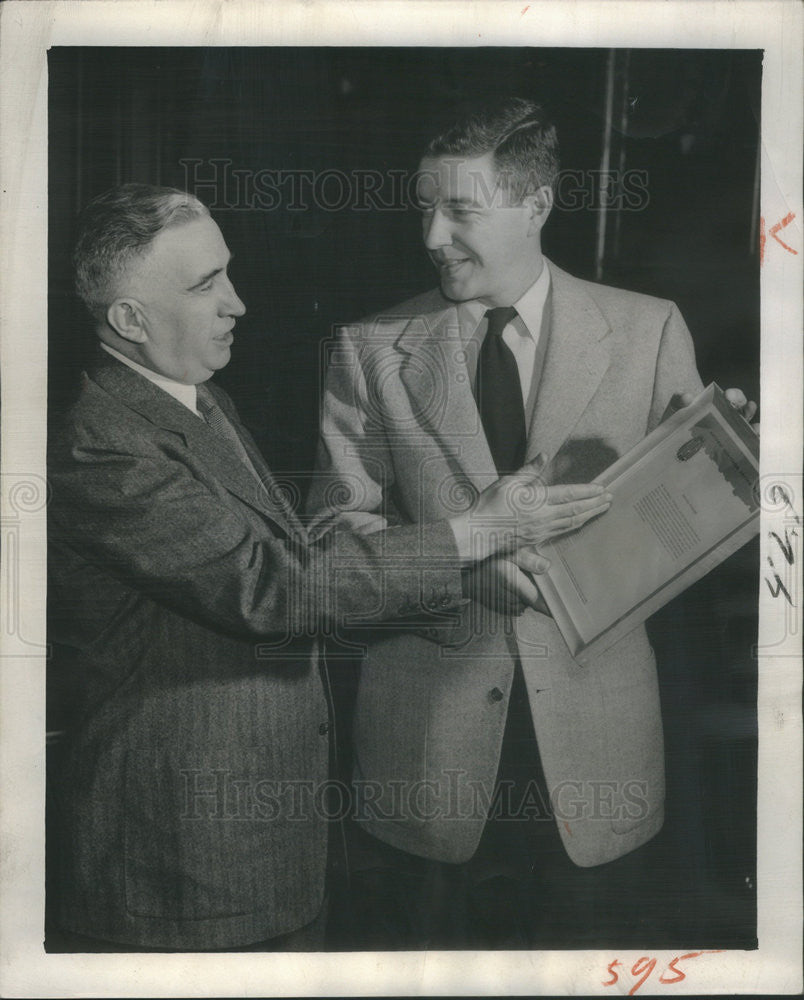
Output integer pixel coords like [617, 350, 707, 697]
[47, 183, 608, 952]
[418, 149, 549, 309]
[86, 194, 245, 382]
[306, 98, 756, 948]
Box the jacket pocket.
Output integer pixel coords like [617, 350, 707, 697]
[123, 745, 326, 921]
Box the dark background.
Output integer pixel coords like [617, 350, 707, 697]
[48, 47, 760, 949]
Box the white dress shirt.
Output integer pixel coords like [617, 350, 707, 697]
[457, 262, 551, 410]
[100, 343, 266, 485]
[100, 342, 202, 416]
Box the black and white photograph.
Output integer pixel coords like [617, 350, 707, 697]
[0, 2, 801, 997]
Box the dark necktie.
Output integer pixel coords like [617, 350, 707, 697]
[196, 382, 262, 481]
[476, 306, 527, 475]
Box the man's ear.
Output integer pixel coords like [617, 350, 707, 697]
[106, 298, 148, 343]
[525, 185, 553, 235]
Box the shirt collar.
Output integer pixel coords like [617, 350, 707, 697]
[457, 261, 551, 342]
[100, 342, 200, 415]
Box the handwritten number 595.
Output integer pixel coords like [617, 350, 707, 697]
[602, 950, 722, 995]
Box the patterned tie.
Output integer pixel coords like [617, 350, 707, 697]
[476, 306, 527, 475]
[196, 382, 262, 481]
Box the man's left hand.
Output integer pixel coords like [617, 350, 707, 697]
[670, 387, 758, 428]
[723, 387, 758, 425]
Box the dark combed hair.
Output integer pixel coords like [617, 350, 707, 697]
[423, 97, 560, 202]
[73, 183, 209, 321]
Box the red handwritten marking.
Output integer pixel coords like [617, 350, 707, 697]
[602, 950, 724, 995]
[521, 4, 530, 13]
[760, 212, 798, 264]
[770, 211, 798, 255]
[659, 953, 694, 986]
[563, 821, 572, 835]
[629, 957, 657, 996]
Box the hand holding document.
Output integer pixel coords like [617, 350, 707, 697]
[537, 384, 760, 663]
[450, 462, 612, 563]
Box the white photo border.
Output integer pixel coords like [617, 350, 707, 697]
[1, 1, 801, 996]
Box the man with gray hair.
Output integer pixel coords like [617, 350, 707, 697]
[307, 98, 756, 947]
[47, 182, 608, 950]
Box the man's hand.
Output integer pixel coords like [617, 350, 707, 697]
[448, 455, 612, 563]
[723, 387, 758, 425]
[464, 557, 545, 616]
[668, 388, 758, 425]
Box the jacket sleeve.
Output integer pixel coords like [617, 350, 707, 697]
[305, 322, 402, 538]
[647, 302, 706, 432]
[49, 427, 464, 642]
[304, 322, 471, 645]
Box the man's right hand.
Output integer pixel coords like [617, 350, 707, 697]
[463, 556, 548, 617]
[448, 456, 612, 563]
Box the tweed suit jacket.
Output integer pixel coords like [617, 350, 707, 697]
[306, 259, 705, 868]
[47, 352, 464, 949]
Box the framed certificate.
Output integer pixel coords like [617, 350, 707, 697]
[538, 384, 760, 663]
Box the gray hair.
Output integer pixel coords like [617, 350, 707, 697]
[73, 183, 209, 321]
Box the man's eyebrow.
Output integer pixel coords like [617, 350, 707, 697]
[187, 253, 234, 290]
[444, 196, 481, 208]
[415, 196, 480, 209]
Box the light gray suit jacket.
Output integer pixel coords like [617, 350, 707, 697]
[48, 352, 464, 949]
[306, 259, 704, 867]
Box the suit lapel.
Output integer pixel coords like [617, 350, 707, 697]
[89, 355, 301, 537]
[525, 261, 612, 470]
[395, 302, 497, 492]
[395, 264, 612, 488]
[202, 382, 307, 535]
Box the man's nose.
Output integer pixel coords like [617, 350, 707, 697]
[220, 275, 246, 316]
[422, 209, 452, 250]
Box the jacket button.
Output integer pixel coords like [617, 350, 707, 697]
[489, 687, 505, 702]
[319, 721, 330, 736]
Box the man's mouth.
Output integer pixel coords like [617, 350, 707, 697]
[434, 257, 471, 274]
